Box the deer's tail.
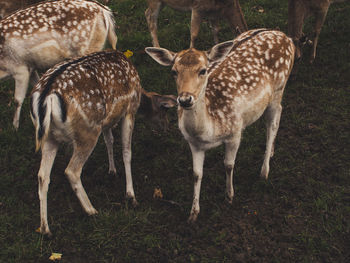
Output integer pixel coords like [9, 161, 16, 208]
[102, 7, 117, 49]
[31, 91, 66, 152]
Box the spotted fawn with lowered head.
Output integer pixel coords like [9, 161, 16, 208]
[31, 50, 177, 236]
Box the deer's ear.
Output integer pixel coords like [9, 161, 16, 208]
[206, 40, 235, 64]
[145, 47, 176, 66]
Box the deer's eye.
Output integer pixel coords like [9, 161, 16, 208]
[171, 70, 178, 78]
[199, 69, 207, 76]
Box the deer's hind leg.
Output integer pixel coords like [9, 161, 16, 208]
[310, 7, 329, 63]
[65, 128, 101, 215]
[103, 128, 117, 175]
[38, 137, 59, 236]
[145, 1, 163, 47]
[260, 91, 284, 180]
[190, 9, 203, 48]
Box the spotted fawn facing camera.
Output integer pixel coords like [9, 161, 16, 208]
[31, 50, 177, 236]
[146, 29, 295, 222]
[0, 0, 118, 129]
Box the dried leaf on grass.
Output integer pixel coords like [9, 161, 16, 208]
[49, 253, 62, 261]
[153, 187, 163, 199]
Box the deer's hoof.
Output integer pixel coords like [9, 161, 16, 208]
[87, 207, 98, 216]
[187, 211, 198, 224]
[225, 193, 234, 204]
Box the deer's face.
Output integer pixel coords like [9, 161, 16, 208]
[172, 49, 209, 109]
[145, 40, 235, 109]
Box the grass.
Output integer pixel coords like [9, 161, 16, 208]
[0, 0, 349, 262]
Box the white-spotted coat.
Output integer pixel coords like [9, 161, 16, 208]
[146, 29, 295, 222]
[0, 0, 117, 129]
[31, 50, 177, 236]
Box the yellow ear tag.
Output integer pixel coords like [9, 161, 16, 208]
[124, 50, 133, 58]
[49, 253, 62, 261]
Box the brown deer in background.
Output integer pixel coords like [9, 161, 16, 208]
[31, 50, 177, 236]
[145, 0, 248, 47]
[146, 29, 295, 222]
[288, 0, 348, 62]
[0, 0, 113, 18]
[0, 0, 42, 18]
[0, 0, 117, 129]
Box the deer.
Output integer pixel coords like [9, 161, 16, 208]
[288, 0, 348, 62]
[0, 0, 42, 18]
[145, 0, 248, 48]
[30, 50, 177, 236]
[0, 0, 113, 18]
[0, 0, 118, 129]
[146, 29, 295, 222]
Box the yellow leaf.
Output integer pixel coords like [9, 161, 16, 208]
[124, 50, 133, 58]
[153, 187, 163, 199]
[35, 227, 41, 233]
[49, 253, 62, 261]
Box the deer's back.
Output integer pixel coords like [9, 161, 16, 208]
[33, 51, 141, 129]
[206, 30, 294, 129]
[0, 0, 111, 69]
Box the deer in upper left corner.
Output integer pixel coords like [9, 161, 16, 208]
[0, 0, 117, 129]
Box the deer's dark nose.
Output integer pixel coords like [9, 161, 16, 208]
[177, 93, 194, 108]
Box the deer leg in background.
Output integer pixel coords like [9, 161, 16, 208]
[287, 0, 307, 61]
[209, 19, 220, 44]
[103, 128, 117, 175]
[190, 9, 203, 48]
[145, 1, 163, 47]
[310, 8, 329, 63]
[226, 0, 248, 35]
[13, 66, 31, 130]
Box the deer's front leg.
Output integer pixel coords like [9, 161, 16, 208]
[224, 133, 241, 204]
[103, 128, 117, 175]
[310, 8, 329, 63]
[145, 2, 162, 47]
[190, 9, 202, 48]
[188, 143, 205, 223]
[209, 19, 220, 44]
[121, 113, 137, 206]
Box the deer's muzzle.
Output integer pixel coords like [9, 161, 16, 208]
[177, 92, 194, 109]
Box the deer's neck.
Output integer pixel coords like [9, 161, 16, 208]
[178, 90, 215, 145]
